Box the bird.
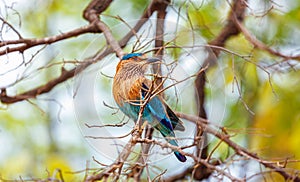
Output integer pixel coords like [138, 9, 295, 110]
[112, 52, 187, 162]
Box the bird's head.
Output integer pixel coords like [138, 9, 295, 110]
[116, 53, 160, 74]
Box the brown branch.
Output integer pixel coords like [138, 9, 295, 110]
[95, 20, 124, 58]
[83, 0, 113, 20]
[233, 15, 300, 61]
[85, 131, 141, 181]
[0, 62, 84, 103]
[0, 0, 160, 104]
[0, 16, 23, 39]
[86, 71, 159, 182]
[176, 112, 300, 181]
[134, 137, 244, 182]
[129, 1, 170, 180]
[190, 0, 248, 181]
[83, 0, 123, 58]
[0, 23, 99, 56]
[208, 0, 247, 57]
[119, 0, 170, 48]
[127, 125, 154, 181]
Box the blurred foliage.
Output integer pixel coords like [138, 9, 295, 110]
[252, 78, 300, 162]
[189, 0, 300, 179]
[188, 1, 224, 40]
[1, 0, 300, 181]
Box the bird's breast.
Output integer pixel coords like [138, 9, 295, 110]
[113, 75, 143, 107]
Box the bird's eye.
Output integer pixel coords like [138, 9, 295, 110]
[133, 57, 138, 61]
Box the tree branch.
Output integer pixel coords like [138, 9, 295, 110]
[129, 1, 170, 180]
[189, 0, 248, 181]
[165, 0, 248, 180]
[83, 0, 113, 20]
[233, 15, 300, 61]
[83, 0, 123, 58]
[0, 23, 99, 56]
[176, 112, 300, 181]
[0, 0, 160, 104]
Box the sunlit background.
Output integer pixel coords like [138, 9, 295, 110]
[1, 0, 300, 181]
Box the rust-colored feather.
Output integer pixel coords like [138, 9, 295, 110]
[127, 78, 143, 101]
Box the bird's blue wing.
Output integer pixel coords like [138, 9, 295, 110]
[141, 83, 174, 132]
[141, 83, 185, 131]
[141, 82, 187, 162]
[165, 104, 185, 131]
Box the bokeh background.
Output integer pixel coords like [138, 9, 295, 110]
[1, 0, 300, 181]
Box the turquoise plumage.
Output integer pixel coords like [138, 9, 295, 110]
[112, 53, 186, 162]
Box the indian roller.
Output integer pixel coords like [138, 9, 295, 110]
[112, 53, 187, 162]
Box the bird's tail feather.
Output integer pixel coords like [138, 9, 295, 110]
[169, 139, 187, 162]
[174, 151, 187, 162]
[156, 125, 187, 162]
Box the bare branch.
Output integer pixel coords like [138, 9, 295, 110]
[0, 0, 161, 104]
[0, 16, 23, 39]
[83, 0, 113, 20]
[134, 137, 244, 182]
[191, 0, 248, 180]
[0, 23, 99, 55]
[85, 84, 151, 182]
[233, 15, 300, 61]
[176, 112, 300, 181]
[83, 0, 123, 58]
[130, 1, 170, 180]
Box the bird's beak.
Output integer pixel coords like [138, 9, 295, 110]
[147, 57, 160, 63]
